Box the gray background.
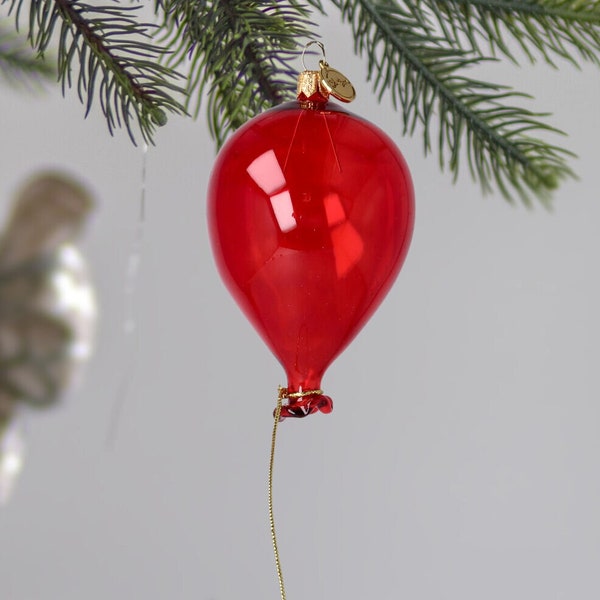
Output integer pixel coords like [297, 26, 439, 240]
[1, 10, 599, 600]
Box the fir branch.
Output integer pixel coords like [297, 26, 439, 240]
[0, 1, 596, 203]
[327, 0, 575, 204]
[157, 0, 319, 147]
[421, 0, 600, 67]
[3, 0, 185, 143]
[0, 20, 53, 86]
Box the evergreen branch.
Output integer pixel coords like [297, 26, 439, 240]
[420, 0, 600, 67]
[156, 0, 319, 147]
[3, 0, 185, 143]
[0, 20, 53, 86]
[0, 0, 593, 203]
[328, 0, 575, 204]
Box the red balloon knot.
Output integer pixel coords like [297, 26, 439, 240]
[276, 387, 333, 420]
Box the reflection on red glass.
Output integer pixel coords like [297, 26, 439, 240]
[324, 192, 346, 226]
[208, 101, 414, 417]
[323, 192, 364, 277]
[269, 190, 296, 233]
[331, 221, 364, 278]
[248, 150, 297, 233]
[247, 149, 286, 194]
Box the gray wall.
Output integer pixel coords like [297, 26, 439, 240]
[1, 11, 599, 600]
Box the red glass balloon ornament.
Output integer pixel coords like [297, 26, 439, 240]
[208, 48, 414, 419]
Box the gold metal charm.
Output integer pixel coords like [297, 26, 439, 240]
[319, 59, 356, 103]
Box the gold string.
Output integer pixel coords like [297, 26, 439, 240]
[286, 388, 323, 399]
[269, 388, 287, 600]
[269, 386, 325, 600]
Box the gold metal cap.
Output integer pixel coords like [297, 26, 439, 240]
[296, 70, 329, 104]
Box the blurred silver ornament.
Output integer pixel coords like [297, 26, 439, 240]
[0, 408, 26, 504]
[0, 172, 97, 504]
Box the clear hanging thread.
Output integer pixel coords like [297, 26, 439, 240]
[106, 143, 148, 448]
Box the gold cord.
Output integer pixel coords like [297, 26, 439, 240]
[269, 385, 326, 599]
[269, 388, 287, 600]
[286, 388, 323, 399]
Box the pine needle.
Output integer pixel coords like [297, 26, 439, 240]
[0, 20, 53, 87]
[156, 0, 319, 147]
[4, 0, 186, 144]
[2, 0, 599, 202]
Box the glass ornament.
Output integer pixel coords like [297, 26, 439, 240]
[0, 173, 96, 503]
[208, 72, 414, 418]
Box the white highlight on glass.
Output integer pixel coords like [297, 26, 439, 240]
[270, 191, 296, 233]
[247, 150, 298, 233]
[47, 244, 97, 365]
[0, 415, 26, 505]
[247, 150, 287, 195]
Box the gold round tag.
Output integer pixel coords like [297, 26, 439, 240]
[319, 61, 356, 103]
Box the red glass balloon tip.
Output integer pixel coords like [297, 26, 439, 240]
[276, 390, 333, 420]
